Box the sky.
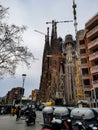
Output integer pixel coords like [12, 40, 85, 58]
[0, 0, 98, 97]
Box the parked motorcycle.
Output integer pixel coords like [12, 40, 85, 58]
[73, 120, 98, 130]
[41, 106, 73, 130]
[71, 107, 98, 130]
[41, 118, 73, 130]
[53, 107, 73, 130]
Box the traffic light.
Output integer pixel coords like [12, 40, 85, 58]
[32, 90, 35, 99]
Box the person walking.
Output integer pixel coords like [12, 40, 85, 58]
[16, 106, 21, 121]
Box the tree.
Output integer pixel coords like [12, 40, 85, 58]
[0, 5, 34, 78]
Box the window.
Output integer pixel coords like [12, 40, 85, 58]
[95, 88, 98, 99]
[83, 79, 90, 86]
[80, 49, 86, 54]
[81, 58, 87, 64]
[93, 73, 98, 81]
[82, 68, 88, 75]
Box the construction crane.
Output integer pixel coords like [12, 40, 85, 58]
[34, 19, 73, 36]
[46, 20, 73, 30]
[46, 20, 73, 24]
[34, 29, 50, 36]
[34, 27, 52, 39]
[72, 0, 84, 101]
[34, 29, 46, 36]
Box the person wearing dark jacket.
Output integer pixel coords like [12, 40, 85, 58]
[16, 106, 21, 121]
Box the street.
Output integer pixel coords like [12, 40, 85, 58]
[0, 111, 43, 130]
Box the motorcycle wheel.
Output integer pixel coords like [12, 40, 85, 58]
[33, 119, 35, 124]
[26, 122, 29, 126]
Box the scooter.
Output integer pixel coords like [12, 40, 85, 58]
[41, 106, 73, 130]
[41, 123, 52, 130]
[25, 111, 36, 126]
[73, 120, 98, 130]
[41, 118, 73, 130]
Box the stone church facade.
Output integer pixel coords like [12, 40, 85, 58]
[38, 20, 78, 105]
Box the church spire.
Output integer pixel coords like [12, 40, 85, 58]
[51, 20, 58, 54]
[43, 27, 50, 58]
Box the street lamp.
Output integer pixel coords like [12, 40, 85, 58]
[20, 74, 26, 106]
[22, 74, 27, 96]
[22, 74, 27, 87]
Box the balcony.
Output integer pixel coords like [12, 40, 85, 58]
[84, 88, 91, 92]
[88, 38, 98, 49]
[89, 51, 98, 61]
[80, 53, 87, 59]
[82, 74, 89, 80]
[92, 80, 98, 88]
[81, 63, 88, 68]
[85, 13, 98, 28]
[90, 65, 98, 73]
[87, 25, 98, 38]
[80, 44, 86, 49]
[84, 85, 91, 88]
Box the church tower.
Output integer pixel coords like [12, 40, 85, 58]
[63, 34, 76, 105]
[39, 27, 50, 101]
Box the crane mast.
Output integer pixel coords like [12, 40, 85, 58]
[72, 0, 84, 101]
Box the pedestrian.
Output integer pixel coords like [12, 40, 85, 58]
[1, 107, 4, 115]
[11, 106, 16, 116]
[16, 106, 21, 121]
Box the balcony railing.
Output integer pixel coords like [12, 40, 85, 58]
[81, 63, 88, 66]
[85, 13, 98, 27]
[80, 54, 87, 59]
[92, 80, 98, 88]
[90, 65, 98, 73]
[87, 25, 98, 38]
[93, 80, 98, 84]
[84, 85, 91, 88]
[80, 44, 86, 49]
[80, 53, 86, 56]
[89, 51, 98, 61]
[88, 38, 98, 49]
[82, 74, 89, 79]
[82, 74, 89, 76]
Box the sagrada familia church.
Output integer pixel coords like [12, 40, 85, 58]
[38, 20, 83, 106]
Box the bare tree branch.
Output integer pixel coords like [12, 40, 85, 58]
[0, 5, 34, 78]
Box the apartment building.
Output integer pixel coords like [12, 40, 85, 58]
[79, 13, 98, 106]
[6, 87, 24, 104]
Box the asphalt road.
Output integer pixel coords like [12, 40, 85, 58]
[0, 111, 43, 130]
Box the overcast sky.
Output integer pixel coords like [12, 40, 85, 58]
[0, 0, 98, 97]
